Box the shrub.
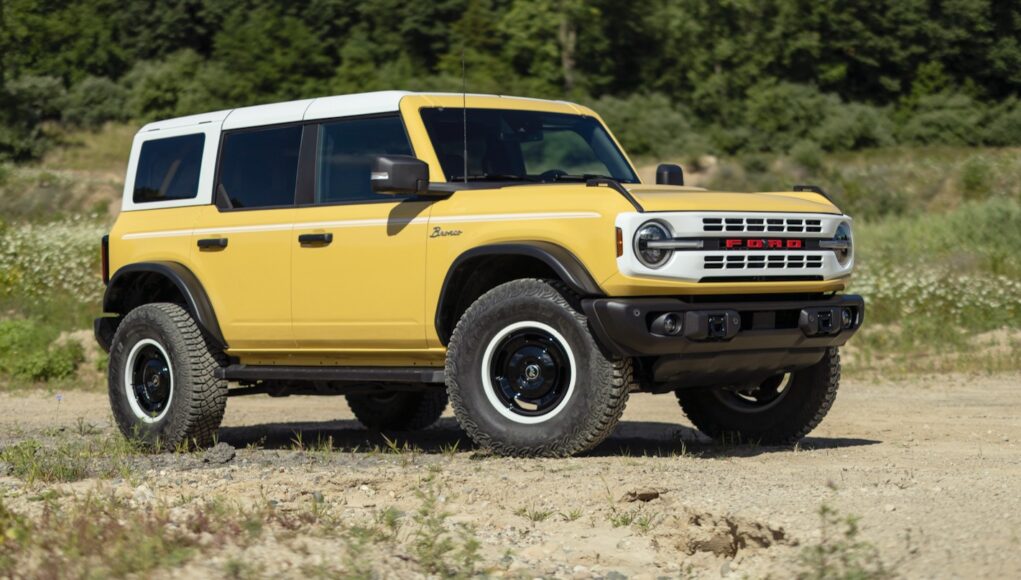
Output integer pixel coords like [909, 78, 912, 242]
[0, 217, 106, 303]
[897, 93, 984, 146]
[742, 82, 838, 152]
[812, 103, 894, 152]
[0, 76, 65, 161]
[589, 92, 709, 158]
[983, 98, 1021, 147]
[790, 140, 824, 173]
[959, 156, 994, 200]
[62, 76, 130, 128]
[11, 342, 84, 382]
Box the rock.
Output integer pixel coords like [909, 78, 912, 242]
[202, 442, 236, 464]
[132, 483, 155, 506]
[621, 489, 661, 503]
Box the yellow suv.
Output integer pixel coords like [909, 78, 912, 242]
[95, 91, 863, 456]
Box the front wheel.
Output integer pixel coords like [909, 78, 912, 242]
[676, 347, 841, 445]
[446, 279, 631, 457]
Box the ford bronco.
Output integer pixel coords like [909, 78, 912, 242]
[95, 91, 863, 456]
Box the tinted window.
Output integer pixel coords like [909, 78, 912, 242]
[316, 116, 413, 203]
[420, 108, 637, 183]
[217, 125, 302, 209]
[133, 134, 205, 203]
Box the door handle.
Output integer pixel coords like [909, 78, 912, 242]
[298, 233, 333, 246]
[197, 237, 228, 250]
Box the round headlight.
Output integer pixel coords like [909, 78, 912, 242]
[633, 221, 672, 268]
[834, 222, 852, 265]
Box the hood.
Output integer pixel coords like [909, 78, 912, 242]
[625, 185, 842, 214]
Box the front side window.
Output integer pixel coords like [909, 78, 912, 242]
[217, 125, 302, 209]
[420, 108, 638, 183]
[133, 134, 204, 203]
[315, 116, 413, 204]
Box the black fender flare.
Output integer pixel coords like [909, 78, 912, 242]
[103, 261, 227, 349]
[434, 242, 604, 344]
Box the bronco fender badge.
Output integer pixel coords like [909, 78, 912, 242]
[431, 226, 462, 238]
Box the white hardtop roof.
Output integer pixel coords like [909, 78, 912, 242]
[139, 91, 578, 133]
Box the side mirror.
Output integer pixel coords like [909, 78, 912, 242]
[656, 163, 684, 186]
[371, 155, 430, 195]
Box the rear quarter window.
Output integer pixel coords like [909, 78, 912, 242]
[133, 134, 205, 203]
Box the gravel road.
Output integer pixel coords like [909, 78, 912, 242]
[1, 372, 1019, 578]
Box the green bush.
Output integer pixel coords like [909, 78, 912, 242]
[62, 76, 130, 128]
[742, 82, 838, 152]
[0, 76, 65, 161]
[0, 319, 84, 382]
[790, 140, 824, 173]
[983, 98, 1021, 147]
[11, 342, 84, 382]
[897, 93, 984, 146]
[812, 103, 894, 152]
[589, 93, 709, 158]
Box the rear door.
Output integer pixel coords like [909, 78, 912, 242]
[188, 124, 306, 350]
[291, 115, 431, 350]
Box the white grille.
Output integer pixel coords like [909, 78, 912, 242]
[703, 254, 825, 270]
[702, 217, 823, 233]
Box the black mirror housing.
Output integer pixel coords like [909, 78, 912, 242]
[371, 155, 430, 195]
[656, 163, 684, 186]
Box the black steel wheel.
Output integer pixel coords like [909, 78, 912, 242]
[676, 348, 841, 445]
[446, 278, 632, 457]
[108, 303, 227, 450]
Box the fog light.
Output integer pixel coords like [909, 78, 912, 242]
[651, 312, 684, 336]
[663, 314, 681, 335]
[841, 308, 853, 328]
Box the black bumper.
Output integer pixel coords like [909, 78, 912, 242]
[94, 316, 119, 353]
[582, 294, 864, 389]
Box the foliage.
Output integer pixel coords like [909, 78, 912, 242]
[2, 1, 1021, 159]
[797, 504, 894, 580]
[62, 76, 130, 128]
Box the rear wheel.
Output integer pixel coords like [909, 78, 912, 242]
[346, 390, 448, 431]
[676, 347, 840, 445]
[446, 279, 631, 457]
[108, 303, 227, 450]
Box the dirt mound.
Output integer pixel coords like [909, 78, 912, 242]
[655, 507, 791, 558]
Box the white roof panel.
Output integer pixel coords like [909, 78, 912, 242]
[304, 90, 411, 121]
[222, 98, 316, 130]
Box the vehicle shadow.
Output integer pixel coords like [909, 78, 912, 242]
[217, 418, 880, 458]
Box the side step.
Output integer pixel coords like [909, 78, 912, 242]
[215, 365, 446, 384]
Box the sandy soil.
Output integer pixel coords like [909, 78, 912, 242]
[2, 373, 1020, 578]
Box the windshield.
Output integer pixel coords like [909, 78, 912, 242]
[420, 108, 638, 183]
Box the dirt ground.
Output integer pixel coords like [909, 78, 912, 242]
[2, 372, 1020, 578]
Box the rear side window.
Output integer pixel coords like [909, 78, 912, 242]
[316, 116, 413, 204]
[217, 125, 302, 209]
[133, 134, 205, 203]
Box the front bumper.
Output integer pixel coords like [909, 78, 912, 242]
[582, 294, 864, 389]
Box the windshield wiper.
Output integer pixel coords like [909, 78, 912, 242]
[450, 173, 538, 182]
[549, 173, 617, 182]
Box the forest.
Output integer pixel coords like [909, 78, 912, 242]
[2, 0, 1021, 161]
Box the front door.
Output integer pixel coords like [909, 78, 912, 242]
[291, 115, 431, 351]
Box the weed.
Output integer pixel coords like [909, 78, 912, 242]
[561, 508, 583, 522]
[514, 505, 554, 523]
[411, 486, 483, 578]
[0, 440, 88, 483]
[796, 504, 895, 580]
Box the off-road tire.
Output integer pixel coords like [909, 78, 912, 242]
[346, 390, 448, 431]
[446, 278, 632, 457]
[108, 303, 227, 450]
[676, 347, 841, 445]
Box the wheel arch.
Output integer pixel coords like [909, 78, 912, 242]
[434, 242, 604, 345]
[102, 261, 227, 350]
